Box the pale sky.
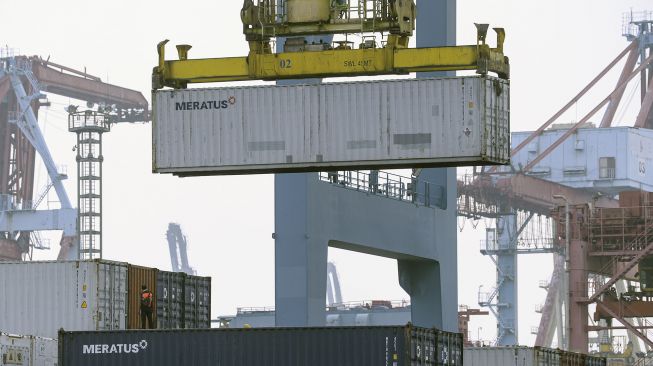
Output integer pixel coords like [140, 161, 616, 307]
[1, 0, 651, 346]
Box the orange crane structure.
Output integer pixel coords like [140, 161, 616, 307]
[458, 11, 653, 353]
[0, 52, 148, 261]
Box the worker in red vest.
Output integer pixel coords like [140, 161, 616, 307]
[140, 285, 155, 329]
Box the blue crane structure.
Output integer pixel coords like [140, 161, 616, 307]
[273, 0, 459, 331]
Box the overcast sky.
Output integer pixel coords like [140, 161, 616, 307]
[2, 0, 651, 346]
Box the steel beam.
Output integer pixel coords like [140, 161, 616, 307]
[635, 75, 653, 128]
[569, 239, 589, 353]
[535, 254, 565, 347]
[600, 42, 640, 127]
[588, 237, 653, 303]
[0, 208, 76, 235]
[495, 212, 518, 345]
[510, 42, 636, 157]
[523, 53, 653, 173]
[595, 300, 653, 349]
[9, 73, 71, 209]
[31, 60, 147, 109]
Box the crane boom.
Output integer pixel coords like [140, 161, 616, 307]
[166, 223, 195, 275]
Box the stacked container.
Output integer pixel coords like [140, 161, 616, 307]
[156, 271, 185, 329]
[126, 265, 158, 329]
[182, 275, 211, 328]
[0, 260, 127, 339]
[0, 261, 211, 339]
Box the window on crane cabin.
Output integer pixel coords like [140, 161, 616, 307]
[599, 157, 615, 179]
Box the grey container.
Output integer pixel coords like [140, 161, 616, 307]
[153, 76, 510, 176]
[156, 271, 184, 329]
[182, 275, 211, 328]
[58, 325, 462, 366]
[0, 260, 127, 339]
[463, 346, 607, 366]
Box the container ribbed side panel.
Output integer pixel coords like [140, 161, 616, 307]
[463, 346, 607, 366]
[153, 76, 510, 175]
[59, 325, 463, 366]
[182, 275, 211, 329]
[0, 260, 127, 339]
[156, 271, 184, 329]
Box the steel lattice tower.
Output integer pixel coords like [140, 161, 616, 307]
[69, 111, 110, 259]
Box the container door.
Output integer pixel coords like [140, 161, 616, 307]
[183, 275, 198, 328]
[481, 77, 510, 163]
[31, 336, 58, 366]
[172, 273, 184, 328]
[157, 271, 184, 329]
[127, 265, 158, 329]
[0, 334, 31, 366]
[196, 277, 211, 328]
[95, 261, 128, 331]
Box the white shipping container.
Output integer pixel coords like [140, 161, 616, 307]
[0, 333, 57, 366]
[1, 333, 31, 366]
[153, 76, 510, 175]
[464, 347, 558, 366]
[0, 260, 127, 339]
[31, 336, 57, 366]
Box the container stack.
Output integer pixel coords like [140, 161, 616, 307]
[0, 260, 211, 339]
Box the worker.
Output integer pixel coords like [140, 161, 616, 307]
[140, 284, 155, 329]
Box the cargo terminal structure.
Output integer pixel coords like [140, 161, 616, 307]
[456, 11, 653, 358]
[0, 54, 148, 261]
[152, 0, 509, 332]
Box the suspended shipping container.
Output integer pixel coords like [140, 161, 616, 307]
[153, 76, 510, 176]
[58, 325, 462, 366]
[0, 260, 127, 339]
[463, 346, 607, 366]
[1, 332, 58, 366]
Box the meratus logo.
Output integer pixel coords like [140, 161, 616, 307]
[175, 96, 236, 111]
[82, 340, 148, 355]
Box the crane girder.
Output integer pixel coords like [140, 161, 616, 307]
[461, 174, 618, 216]
[30, 59, 147, 109]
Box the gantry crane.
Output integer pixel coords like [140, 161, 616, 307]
[458, 11, 653, 349]
[0, 52, 148, 261]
